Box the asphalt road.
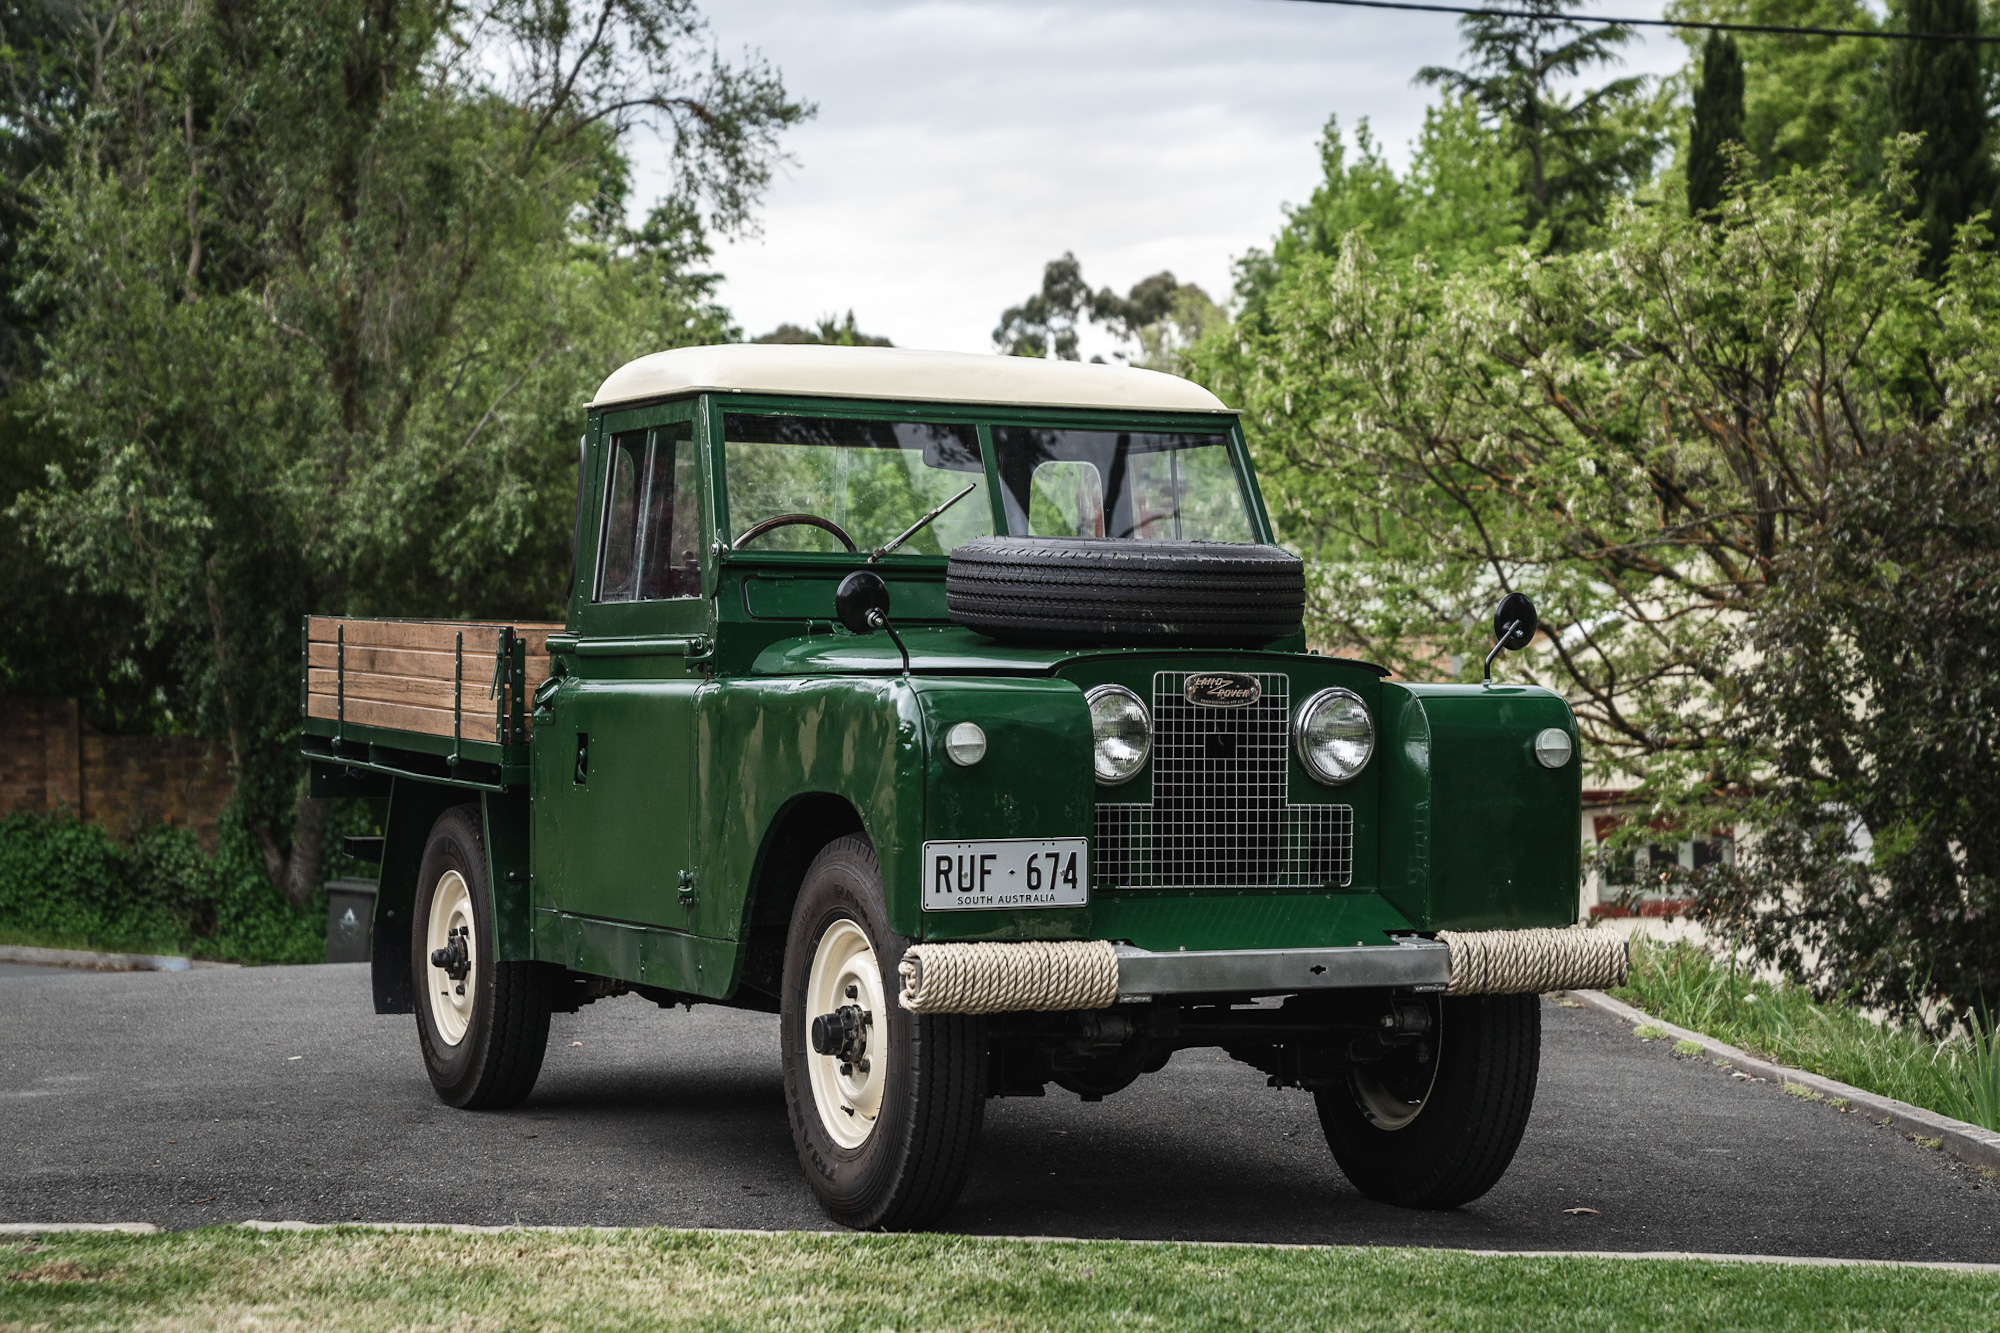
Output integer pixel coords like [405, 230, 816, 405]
[5, 961, 1999, 1260]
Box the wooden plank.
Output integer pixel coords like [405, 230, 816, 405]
[307, 691, 497, 743]
[308, 643, 467, 679]
[308, 639, 556, 686]
[307, 617, 511, 655]
[308, 668, 471, 712]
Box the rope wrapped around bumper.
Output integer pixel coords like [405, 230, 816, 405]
[899, 940, 1119, 1014]
[1438, 927, 1629, 996]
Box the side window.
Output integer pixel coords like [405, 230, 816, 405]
[595, 423, 699, 603]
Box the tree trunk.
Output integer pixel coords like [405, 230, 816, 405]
[282, 789, 330, 910]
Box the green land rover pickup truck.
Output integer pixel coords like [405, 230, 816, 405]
[302, 344, 1623, 1230]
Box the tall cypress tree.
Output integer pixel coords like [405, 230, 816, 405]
[1687, 33, 1746, 217]
[1889, 0, 1995, 277]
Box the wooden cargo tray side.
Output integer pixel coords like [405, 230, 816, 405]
[305, 617, 563, 747]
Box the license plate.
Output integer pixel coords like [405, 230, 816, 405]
[921, 838, 1090, 911]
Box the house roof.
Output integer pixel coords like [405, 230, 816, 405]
[588, 343, 1233, 414]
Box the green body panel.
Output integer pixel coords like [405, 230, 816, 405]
[550, 677, 698, 929]
[1378, 683, 1581, 932]
[481, 790, 534, 961]
[307, 385, 1585, 1005]
[694, 674, 927, 940]
[1092, 892, 1417, 952]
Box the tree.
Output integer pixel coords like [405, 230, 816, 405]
[993, 253, 1092, 358]
[1698, 426, 2000, 1027]
[992, 254, 1220, 366]
[1887, 0, 1995, 277]
[1665, 0, 1884, 182]
[1687, 32, 1746, 216]
[1418, 0, 1661, 251]
[9, 0, 807, 904]
[752, 311, 892, 346]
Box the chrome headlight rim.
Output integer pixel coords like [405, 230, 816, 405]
[1085, 683, 1151, 786]
[1294, 686, 1375, 786]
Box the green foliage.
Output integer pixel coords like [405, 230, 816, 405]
[992, 254, 1220, 366]
[751, 312, 893, 346]
[1888, 0, 1996, 277]
[1204, 148, 2000, 1023]
[1698, 420, 2000, 1025]
[1615, 941, 2000, 1130]
[0, 810, 322, 963]
[2, 1, 806, 904]
[1666, 0, 1886, 181]
[1687, 33, 1745, 217]
[1417, 0, 1664, 251]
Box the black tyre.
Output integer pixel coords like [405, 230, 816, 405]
[1314, 994, 1541, 1209]
[945, 535, 1304, 646]
[412, 804, 552, 1109]
[780, 836, 986, 1230]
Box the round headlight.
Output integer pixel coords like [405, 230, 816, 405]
[944, 721, 987, 767]
[1533, 727, 1573, 769]
[1295, 687, 1374, 785]
[1085, 684, 1150, 785]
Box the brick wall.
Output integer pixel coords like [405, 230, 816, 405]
[0, 698, 234, 851]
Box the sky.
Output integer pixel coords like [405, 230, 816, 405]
[629, 0, 1693, 357]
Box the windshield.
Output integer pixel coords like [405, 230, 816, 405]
[723, 414, 994, 555]
[989, 428, 1255, 542]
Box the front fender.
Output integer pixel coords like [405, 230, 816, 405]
[697, 675, 926, 934]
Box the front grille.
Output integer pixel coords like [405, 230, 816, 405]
[1094, 671, 1353, 890]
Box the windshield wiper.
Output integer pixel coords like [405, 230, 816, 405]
[868, 483, 978, 563]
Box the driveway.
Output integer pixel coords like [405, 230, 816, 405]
[4, 961, 1997, 1260]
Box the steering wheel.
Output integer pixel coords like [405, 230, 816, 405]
[733, 513, 858, 553]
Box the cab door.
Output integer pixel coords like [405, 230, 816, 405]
[546, 404, 708, 932]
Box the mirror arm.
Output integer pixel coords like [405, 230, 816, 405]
[1482, 619, 1520, 684]
[867, 608, 911, 674]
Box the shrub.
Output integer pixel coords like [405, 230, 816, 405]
[0, 809, 323, 963]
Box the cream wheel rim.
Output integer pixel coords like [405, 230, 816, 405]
[805, 918, 886, 1150]
[425, 869, 477, 1046]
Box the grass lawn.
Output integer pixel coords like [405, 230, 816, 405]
[1611, 941, 2000, 1133]
[3, 1227, 1996, 1332]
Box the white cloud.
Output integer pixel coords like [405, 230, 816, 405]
[630, 0, 1688, 354]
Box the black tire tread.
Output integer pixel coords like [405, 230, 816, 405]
[781, 835, 986, 1230]
[946, 536, 1304, 646]
[415, 805, 552, 1111]
[1316, 994, 1541, 1210]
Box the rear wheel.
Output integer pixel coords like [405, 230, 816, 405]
[412, 805, 552, 1109]
[1315, 993, 1541, 1209]
[781, 836, 986, 1230]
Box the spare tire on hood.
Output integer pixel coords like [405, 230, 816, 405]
[946, 536, 1305, 647]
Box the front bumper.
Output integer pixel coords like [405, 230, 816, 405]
[1111, 937, 1449, 998]
[897, 928, 1628, 1014]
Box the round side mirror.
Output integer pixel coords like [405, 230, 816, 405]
[835, 570, 892, 634]
[1494, 591, 1538, 651]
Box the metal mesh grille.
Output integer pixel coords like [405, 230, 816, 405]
[1094, 671, 1353, 890]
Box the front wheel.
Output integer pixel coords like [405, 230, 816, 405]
[1315, 993, 1541, 1209]
[780, 836, 986, 1230]
[412, 805, 552, 1109]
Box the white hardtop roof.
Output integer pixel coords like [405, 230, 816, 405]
[589, 343, 1233, 414]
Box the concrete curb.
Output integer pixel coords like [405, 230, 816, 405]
[1568, 989, 2000, 1177]
[0, 1222, 159, 1235]
[0, 945, 235, 972]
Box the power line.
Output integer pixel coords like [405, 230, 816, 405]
[1286, 0, 2000, 43]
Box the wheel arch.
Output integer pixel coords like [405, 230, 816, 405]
[733, 792, 868, 1010]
